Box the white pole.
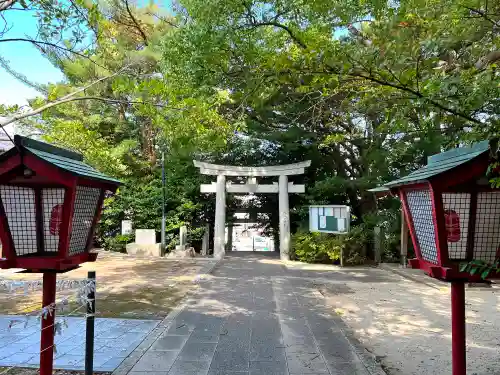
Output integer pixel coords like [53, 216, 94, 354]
[214, 174, 226, 259]
[279, 174, 290, 261]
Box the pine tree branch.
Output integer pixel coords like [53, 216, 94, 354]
[0, 38, 105, 68]
[123, 0, 148, 46]
[0, 0, 16, 12]
[246, 21, 306, 49]
[0, 68, 126, 129]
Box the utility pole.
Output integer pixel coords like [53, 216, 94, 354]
[161, 151, 166, 251]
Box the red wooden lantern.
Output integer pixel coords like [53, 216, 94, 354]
[0, 135, 120, 271]
[381, 141, 497, 282]
[373, 140, 498, 375]
[0, 136, 120, 375]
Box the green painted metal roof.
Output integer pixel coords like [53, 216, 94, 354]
[15, 136, 121, 185]
[374, 141, 489, 189]
[367, 186, 390, 193]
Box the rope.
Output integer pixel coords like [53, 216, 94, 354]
[0, 303, 88, 375]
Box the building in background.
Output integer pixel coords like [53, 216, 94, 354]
[0, 120, 16, 152]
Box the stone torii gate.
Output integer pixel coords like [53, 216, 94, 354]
[194, 160, 311, 260]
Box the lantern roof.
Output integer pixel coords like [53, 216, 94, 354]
[370, 141, 489, 190]
[2, 135, 121, 185]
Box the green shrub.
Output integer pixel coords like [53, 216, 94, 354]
[103, 234, 132, 253]
[291, 232, 339, 263]
[291, 225, 369, 265]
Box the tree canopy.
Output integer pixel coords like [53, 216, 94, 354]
[1, 0, 499, 257]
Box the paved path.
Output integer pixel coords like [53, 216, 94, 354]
[119, 253, 385, 375]
[0, 317, 159, 371]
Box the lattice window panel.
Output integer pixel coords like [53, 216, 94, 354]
[69, 186, 100, 255]
[442, 193, 470, 260]
[406, 189, 438, 264]
[0, 186, 37, 256]
[473, 192, 500, 263]
[42, 188, 65, 253]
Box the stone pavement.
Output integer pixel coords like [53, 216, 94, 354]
[116, 252, 385, 375]
[0, 316, 159, 371]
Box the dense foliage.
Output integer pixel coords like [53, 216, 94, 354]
[291, 225, 370, 265]
[1, 0, 499, 260]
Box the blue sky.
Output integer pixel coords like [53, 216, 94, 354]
[0, 10, 64, 106]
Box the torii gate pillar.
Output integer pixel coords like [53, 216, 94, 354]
[214, 174, 226, 259]
[195, 161, 310, 260]
[279, 174, 290, 260]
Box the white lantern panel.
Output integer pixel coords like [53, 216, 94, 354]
[406, 189, 438, 264]
[42, 188, 65, 253]
[0, 186, 37, 255]
[473, 192, 500, 263]
[69, 186, 100, 256]
[442, 193, 470, 260]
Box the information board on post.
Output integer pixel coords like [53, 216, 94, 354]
[309, 205, 350, 234]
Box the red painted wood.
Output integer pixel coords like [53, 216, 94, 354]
[1, 252, 97, 271]
[405, 257, 500, 281]
[0, 197, 15, 260]
[466, 192, 477, 261]
[23, 153, 76, 187]
[451, 281, 466, 375]
[399, 190, 423, 260]
[34, 189, 44, 254]
[40, 272, 57, 375]
[85, 191, 105, 251]
[432, 153, 489, 190]
[0, 154, 21, 177]
[58, 185, 77, 258]
[430, 184, 449, 266]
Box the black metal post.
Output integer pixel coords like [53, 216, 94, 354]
[161, 151, 166, 251]
[85, 271, 96, 375]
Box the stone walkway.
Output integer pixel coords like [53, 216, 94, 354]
[0, 317, 159, 371]
[116, 253, 385, 375]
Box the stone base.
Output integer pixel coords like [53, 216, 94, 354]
[126, 243, 163, 257]
[167, 247, 196, 258]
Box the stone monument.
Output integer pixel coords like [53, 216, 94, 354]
[201, 224, 210, 256]
[168, 225, 196, 258]
[126, 229, 163, 257]
[175, 225, 187, 251]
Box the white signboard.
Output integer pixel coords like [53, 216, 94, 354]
[121, 220, 132, 235]
[309, 205, 350, 234]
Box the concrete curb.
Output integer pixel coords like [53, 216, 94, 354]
[377, 263, 445, 290]
[111, 258, 221, 375]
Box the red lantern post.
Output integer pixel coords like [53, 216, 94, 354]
[40, 273, 57, 375]
[0, 136, 120, 375]
[371, 140, 500, 375]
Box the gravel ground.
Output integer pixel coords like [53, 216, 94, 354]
[0, 251, 213, 318]
[314, 267, 500, 375]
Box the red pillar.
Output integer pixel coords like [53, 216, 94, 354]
[40, 272, 57, 375]
[451, 281, 466, 375]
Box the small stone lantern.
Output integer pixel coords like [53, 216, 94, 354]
[0, 135, 120, 375]
[373, 140, 499, 375]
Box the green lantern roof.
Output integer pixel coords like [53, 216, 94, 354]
[12, 135, 121, 185]
[370, 141, 490, 191]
